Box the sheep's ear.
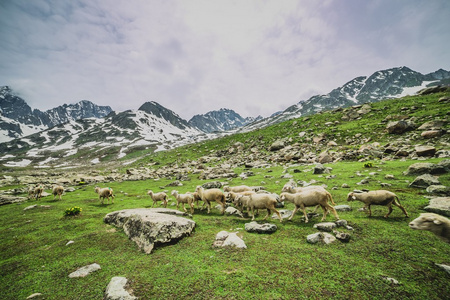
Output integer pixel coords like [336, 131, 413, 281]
[433, 219, 442, 225]
[351, 195, 356, 200]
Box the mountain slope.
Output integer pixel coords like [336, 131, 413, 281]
[240, 66, 450, 131]
[0, 86, 113, 142]
[188, 108, 261, 133]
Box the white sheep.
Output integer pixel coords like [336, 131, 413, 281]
[195, 186, 226, 214]
[409, 213, 450, 243]
[147, 190, 168, 208]
[234, 193, 282, 222]
[171, 190, 194, 214]
[187, 191, 205, 210]
[280, 191, 339, 223]
[52, 185, 64, 200]
[347, 190, 408, 218]
[223, 185, 253, 193]
[95, 186, 115, 204]
[281, 185, 336, 205]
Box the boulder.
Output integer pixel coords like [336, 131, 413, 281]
[318, 152, 333, 164]
[404, 162, 446, 176]
[426, 185, 450, 196]
[306, 232, 336, 244]
[418, 120, 445, 130]
[435, 263, 450, 275]
[225, 206, 243, 217]
[269, 140, 285, 151]
[245, 221, 278, 234]
[409, 174, 441, 188]
[415, 146, 436, 157]
[424, 197, 450, 217]
[386, 120, 414, 134]
[104, 277, 137, 300]
[104, 208, 196, 254]
[313, 164, 329, 174]
[212, 231, 246, 249]
[313, 222, 337, 232]
[68, 263, 101, 278]
[421, 130, 443, 139]
[334, 231, 351, 242]
[0, 195, 28, 206]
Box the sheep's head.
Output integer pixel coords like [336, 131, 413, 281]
[347, 192, 356, 201]
[171, 190, 177, 196]
[94, 186, 100, 193]
[409, 213, 444, 231]
[147, 190, 153, 196]
[223, 186, 230, 192]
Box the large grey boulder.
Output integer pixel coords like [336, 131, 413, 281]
[104, 208, 196, 254]
[269, 140, 285, 151]
[426, 185, 450, 196]
[0, 195, 28, 206]
[415, 146, 436, 157]
[104, 277, 137, 300]
[424, 197, 450, 217]
[409, 174, 441, 188]
[386, 120, 415, 134]
[404, 162, 446, 176]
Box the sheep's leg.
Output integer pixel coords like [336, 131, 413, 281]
[289, 205, 300, 221]
[206, 201, 211, 214]
[320, 205, 328, 221]
[273, 208, 282, 223]
[384, 204, 393, 218]
[250, 207, 256, 220]
[182, 203, 187, 212]
[326, 204, 340, 220]
[393, 200, 409, 217]
[263, 208, 270, 220]
[301, 206, 309, 223]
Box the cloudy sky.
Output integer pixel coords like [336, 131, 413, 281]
[1, 0, 449, 120]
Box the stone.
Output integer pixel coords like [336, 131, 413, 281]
[269, 140, 285, 151]
[225, 206, 243, 217]
[318, 152, 333, 164]
[26, 293, 43, 299]
[68, 263, 101, 278]
[341, 183, 350, 188]
[435, 263, 450, 275]
[335, 219, 349, 227]
[404, 162, 446, 176]
[222, 233, 247, 249]
[24, 205, 38, 211]
[426, 185, 450, 196]
[424, 197, 450, 217]
[386, 121, 411, 134]
[334, 231, 351, 242]
[66, 240, 74, 246]
[409, 174, 441, 188]
[313, 164, 329, 174]
[313, 222, 337, 232]
[421, 130, 443, 139]
[104, 277, 137, 300]
[245, 221, 278, 234]
[202, 181, 222, 189]
[418, 120, 444, 130]
[383, 277, 400, 285]
[0, 195, 27, 206]
[271, 209, 292, 220]
[306, 232, 336, 244]
[415, 146, 436, 157]
[104, 208, 196, 254]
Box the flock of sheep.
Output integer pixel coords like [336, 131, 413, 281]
[27, 182, 449, 243]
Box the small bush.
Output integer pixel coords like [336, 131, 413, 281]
[64, 206, 82, 217]
[364, 162, 373, 168]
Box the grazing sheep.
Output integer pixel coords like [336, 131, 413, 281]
[195, 186, 226, 214]
[171, 190, 194, 214]
[225, 191, 256, 203]
[95, 186, 115, 204]
[281, 185, 336, 205]
[409, 213, 450, 243]
[280, 191, 339, 223]
[187, 191, 204, 209]
[52, 185, 64, 200]
[347, 190, 408, 218]
[31, 185, 44, 201]
[235, 193, 282, 222]
[147, 190, 168, 208]
[223, 185, 253, 193]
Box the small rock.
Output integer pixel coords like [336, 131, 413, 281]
[383, 277, 400, 285]
[435, 263, 450, 275]
[313, 222, 337, 232]
[24, 205, 38, 211]
[245, 221, 277, 234]
[415, 145, 436, 157]
[306, 232, 336, 244]
[333, 231, 351, 242]
[334, 205, 352, 212]
[104, 276, 137, 300]
[68, 263, 101, 278]
[66, 241, 74, 246]
[222, 232, 247, 249]
[26, 293, 43, 299]
[225, 206, 243, 217]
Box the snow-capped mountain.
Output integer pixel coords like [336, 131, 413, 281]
[0, 104, 205, 167]
[0, 86, 113, 142]
[188, 108, 261, 133]
[240, 66, 450, 131]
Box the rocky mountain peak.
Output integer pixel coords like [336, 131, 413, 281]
[138, 101, 190, 130]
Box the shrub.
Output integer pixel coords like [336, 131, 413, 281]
[64, 206, 82, 217]
[364, 162, 373, 168]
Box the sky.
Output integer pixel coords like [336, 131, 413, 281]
[1, 0, 449, 120]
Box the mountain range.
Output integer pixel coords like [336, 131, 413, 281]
[0, 66, 449, 167]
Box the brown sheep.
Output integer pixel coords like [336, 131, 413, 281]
[195, 186, 226, 214]
[234, 193, 282, 222]
[147, 190, 168, 208]
[52, 185, 64, 200]
[347, 190, 408, 218]
[280, 191, 339, 223]
[95, 187, 115, 204]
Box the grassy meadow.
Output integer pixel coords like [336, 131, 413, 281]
[1, 90, 450, 299]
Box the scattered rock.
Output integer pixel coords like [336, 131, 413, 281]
[415, 146, 436, 157]
[104, 208, 196, 254]
[404, 162, 446, 176]
[104, 276, 137, 300]
[244, 221, 277, 234]
[421, 130, 443, 139]
[0, 195, 28, 206]
[225, 206, 243, 217]
[382, 276, 400, 286]
[68, 263, 101, 278]
[386, 120, 415, 134]
[435, 263, 450, 275]
[409, 174, 441, 188]
[202, 181, 222, 189]
[426, 185, 450, 196]
[313, 164, 329, 174]
[26, 293, 43, 299]
[212, 231, 246, 249]
[269, 140, 285, 151]
[424, 197, 450, 217]
[24, 205, 38, 211]
[333, 231, 351, 242]
[306, 232, 336, 244]
[66, 240, 74, 246]
[313, 222, 337, 232]
[272, 209, 292, 220]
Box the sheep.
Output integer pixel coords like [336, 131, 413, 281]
[195, 186, 226, 214]
[171, 190, 194, 214]
[223, 185, 253, 193]
[409, 213, 450, 243]
[225, 190, 256, 203]
[95, 186, 115, 204]
[147, 190, 168, 208]
[52, 185, 64, 200]
[347, 190, 408, 218]
[234, 193, 282, 222]
[280, 191, 339, 223]
[187, 191, 204, 209]
[30, 185, 44, 200]
[281, 185, 336, 205]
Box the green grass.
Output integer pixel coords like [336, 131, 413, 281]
[1, 158, 449, 300]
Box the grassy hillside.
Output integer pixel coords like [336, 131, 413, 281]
[0, 91, 449, 299]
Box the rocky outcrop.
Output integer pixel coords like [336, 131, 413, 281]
[104, 208, 196, 254]
[424, 197, 450, 217]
